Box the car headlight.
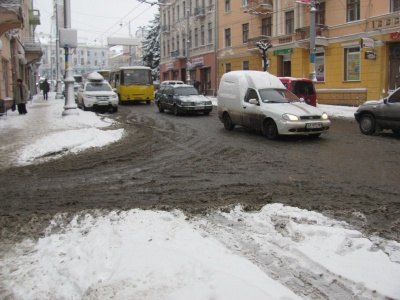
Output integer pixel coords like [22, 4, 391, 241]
[111, 94, 118, 100]
[282, 113, 299, 121]
[84, 94, 94, 99]
[321, 113, 329, 120]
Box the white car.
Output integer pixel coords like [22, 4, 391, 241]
[218, 71, 330, 139]
[160, 80, 184, 86]
[77, 72, 119, 112]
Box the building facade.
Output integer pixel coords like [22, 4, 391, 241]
[159, 0, 218, 95]
[218, 0, 400, 105]
[0, 0, 43, 103]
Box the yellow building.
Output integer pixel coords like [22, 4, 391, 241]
[217, 0, 400, 105]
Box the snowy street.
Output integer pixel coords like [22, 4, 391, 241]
[0, 95, 399, 299]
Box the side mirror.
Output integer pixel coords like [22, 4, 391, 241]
[112, 88, 117, 92]
[249, 98, 258, 105]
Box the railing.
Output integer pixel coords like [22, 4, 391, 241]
[194, 7, 206, 17]
[170, 49, 186, 58]
[295, 24, 328, 40]
[245, 0, 273, 13]
[29, 9, 40, 26]
[21, 37, 42, 52]
[370, 12, 400, 30]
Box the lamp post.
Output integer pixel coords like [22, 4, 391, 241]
[309, 0, 317, 82]
[55, 0, 63, 99]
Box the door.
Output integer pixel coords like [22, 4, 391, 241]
[242, 88, 263, 129]
[389, 42, 400, 91]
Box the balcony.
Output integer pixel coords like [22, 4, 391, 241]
[370, 12, 400, 30]
[194, 7, 205, 18]
[0, 0, 23, 35]
[245, 0, 273, 14]
[171, 49, 186, 59]
[21, 36, 43, 64]
[29, 9, 40, 26]
[295, 24, 328, 40]
[247, 35, 271, 51]
[161, 25, 170, 33]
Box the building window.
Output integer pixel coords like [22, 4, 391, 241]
[163, 41, 166, 57]
[177, 5, 180, 20]
[172, 38, 175, 51]
[347, 0, 360, 22]
[167, 39, 170, 54]
[225, 63, 231, 73]
[392, 0, 400, 11]
[177, 35, 180, 53]
[208, 22, 212, 44]
[81, 58, 84, 65]
[315, 52, 325, 82]
[261, 17, 272, 36]
[183, 2, 186, 16]
[316, 2, 325, 24]
[194, 28, 198, 47]
[225, 28, 231, 47]
[285, 11, 294, 34]
[242, 0, 248, 6]
[243, 61, 249, 70]
[201, 25, 205, 45]
[242, 23, 249, 43]
[225, 0, 230, 12]
[344, 47, 360, 81]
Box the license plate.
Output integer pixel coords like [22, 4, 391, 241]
[194, 106, 204, 110]
[306, 122, 322, 129]
[98, 102, 108, 106]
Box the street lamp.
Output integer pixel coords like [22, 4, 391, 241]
[120, 20, 132, 66]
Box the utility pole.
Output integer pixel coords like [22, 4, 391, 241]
[55, 0, 63, 99]
[129, 20, 132, 66]
[186, 9, 191, 84]
[62, 0, 78, 116]
[309, 0, 317, 81]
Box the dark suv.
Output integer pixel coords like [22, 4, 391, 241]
[155, 84, 213, 116]
[354, 88, 400, 135]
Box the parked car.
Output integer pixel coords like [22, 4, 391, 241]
[160, 80, 184, 86]
[279, 77, 317, 106]
[155, 84, 213, 115]
[354, 88, 400, 135]
[218, 71, 330, 139]
[77, 72, 119, 112]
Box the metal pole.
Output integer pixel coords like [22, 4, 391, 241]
[62, 0, 78, 115]
[55, 0, 63, 99]
[129, 20, 132, 66]
[309, 0, 317, 81]
[186, 9, 190, 84]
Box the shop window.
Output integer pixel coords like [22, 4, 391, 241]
[315, 52, 325, 82]
[344, 47, 360, 81]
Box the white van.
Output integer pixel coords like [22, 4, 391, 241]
[217, 71, 330, 139]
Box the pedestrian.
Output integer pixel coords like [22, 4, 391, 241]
[194, 80, 200, 92]
[14, 78, 29, 115]
[42, 78, 50, 100]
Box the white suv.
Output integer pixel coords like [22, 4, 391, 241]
[77, 72, 119, 113]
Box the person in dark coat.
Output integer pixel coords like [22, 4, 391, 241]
[194, 80, 201, 92]
[14, 79, 29, 115]
[41, 78, 50, 100]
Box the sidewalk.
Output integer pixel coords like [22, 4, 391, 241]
[0, 92, 122, 169]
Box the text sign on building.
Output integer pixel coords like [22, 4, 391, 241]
[273, 48, 293, 56]
[192, 57, 204, 67]
[390, 32, 400, 39]
[361, 38, 374, 48]
[166, 63, 174, 71]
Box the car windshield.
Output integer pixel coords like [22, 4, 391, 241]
[123, 70, 151, 85]
[85, 82, 112, 92]
[174, 87, 198, 96]
[259, 88, 301, 103]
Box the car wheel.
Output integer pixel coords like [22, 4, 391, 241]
[173, 105, 179, 116]
[223, 113, 235, 130]
[262, 120, 279, 140]
[392, 129, 400, 136]
[113, 107, 118, 113]
[309, 133, 321, 139]
[157, 103, 165, 113]
[204, 110, 211, 116]
[359, 114, 376, 135]
[146, 100, 151, 105]
[82, 101, 88, 111]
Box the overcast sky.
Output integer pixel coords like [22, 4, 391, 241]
[33, 0, 159, 45]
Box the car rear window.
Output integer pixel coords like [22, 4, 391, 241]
[292, 81, 315, 95]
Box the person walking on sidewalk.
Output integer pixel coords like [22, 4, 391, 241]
[41, 78, 50, 100]
[14, 78, 29, 115]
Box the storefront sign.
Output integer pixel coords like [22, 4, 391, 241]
[365, 51, 376, 60]
[361, 38, 374, 48]
[273, 48, 293, 56]
[390, 32, 400, 39]
[166, 63, 174, 71]
[192, 57, 204, 67]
